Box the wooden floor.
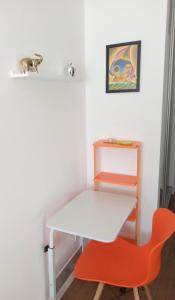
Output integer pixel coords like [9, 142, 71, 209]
[62, 197, 175, 300]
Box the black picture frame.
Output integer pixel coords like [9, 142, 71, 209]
[106, 40, 141, 93]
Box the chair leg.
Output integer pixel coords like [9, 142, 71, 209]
[144, 285, 153, 300]
[93, 282, 105, 300]
[133, 288, 140, 300]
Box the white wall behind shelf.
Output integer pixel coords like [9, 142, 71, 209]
[0, 1, 86, 300]
[85, 0, 168, 244]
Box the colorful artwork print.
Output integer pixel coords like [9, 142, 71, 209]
[106, 41, 141, 93]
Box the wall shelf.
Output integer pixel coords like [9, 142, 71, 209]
[10, 70, 81, 81]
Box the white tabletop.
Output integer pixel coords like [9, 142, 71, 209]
[47, 190, 136, 243]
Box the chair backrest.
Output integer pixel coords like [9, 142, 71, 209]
[145, 208, 175, 283]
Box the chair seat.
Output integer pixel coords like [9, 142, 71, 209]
[74, 237, 151, 288]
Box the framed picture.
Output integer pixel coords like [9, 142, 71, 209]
[106, 40, 141, 93]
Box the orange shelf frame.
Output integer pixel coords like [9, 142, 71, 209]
[94, 172, 137, 187]
[128, 208, 137, 221]
[93, 139, 141, 243]
[93, 139, 141, 149]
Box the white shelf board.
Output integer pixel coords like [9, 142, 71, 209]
[10, 70, 79, 81]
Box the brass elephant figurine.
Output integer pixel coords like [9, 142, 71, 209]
[19, 53, 43, 74]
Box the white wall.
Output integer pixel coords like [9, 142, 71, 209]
[0, 1, 85, 300]
[85, 0, 168, 242]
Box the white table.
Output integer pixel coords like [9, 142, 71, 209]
[47, 190, 136, 300]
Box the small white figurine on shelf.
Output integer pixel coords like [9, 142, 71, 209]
[19, 53, 43, 74]
[65, 63, 75, 77]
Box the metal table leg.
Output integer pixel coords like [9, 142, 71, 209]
[48, 229, 56, 300]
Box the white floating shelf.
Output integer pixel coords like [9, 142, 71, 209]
[10, 70, 79, 81]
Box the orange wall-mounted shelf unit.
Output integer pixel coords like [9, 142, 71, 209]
[93, 139, 141, 242]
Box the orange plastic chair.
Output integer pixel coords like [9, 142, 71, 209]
[74, 208, 175, 300]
